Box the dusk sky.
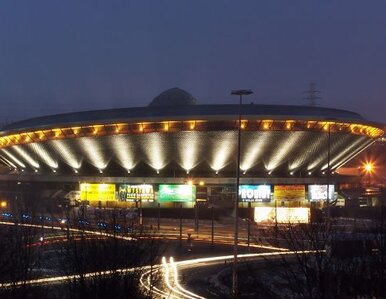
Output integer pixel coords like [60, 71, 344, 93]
[0, 1, 385, 124]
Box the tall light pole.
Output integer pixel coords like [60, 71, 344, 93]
[231, 89, 253, 298]
[326, 122, 331, 227]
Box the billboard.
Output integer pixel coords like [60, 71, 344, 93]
[158, 185, 196, 202]
[274, 185, 305, 201]
[239, 185, 271, 202]
[308, 185, 335, 201]
[118, 184, 154, 202]
[80, 183, 116, 201]
[254, 207, 310, 224]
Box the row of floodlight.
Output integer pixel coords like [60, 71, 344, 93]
[0, 130, 372, 178]
[10, 165, 335, 177]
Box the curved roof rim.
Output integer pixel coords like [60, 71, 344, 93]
[1, 104, 382, 134]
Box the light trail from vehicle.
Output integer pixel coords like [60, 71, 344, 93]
[140, 266, 181, 299]
[148, 231, 289, 251]
[0, 244, 321, 299]
[27, 235, 108, 247]
[0, 219, 289, 251]
[162, 257, 192, 298]
[141, 250, 322, 298]
[0, 265, 141, 288]
[0, 220, 300, 297]
[170, 257, 205, 299]
[0, 221, 134, 241]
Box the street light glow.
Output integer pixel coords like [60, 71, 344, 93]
[364, 161, 374, 173]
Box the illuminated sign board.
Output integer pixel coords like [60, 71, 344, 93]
[80, 183, 116, 201]
[274, 185, 305, 201]
[239, 185, 271, 202]
[254, 207, 310, 224]
[158, 185, 196, 202]
[308, 185, 335, 201]
[118, 184, 154, 202]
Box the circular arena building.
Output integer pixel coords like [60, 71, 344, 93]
[0, 88, 383, 219]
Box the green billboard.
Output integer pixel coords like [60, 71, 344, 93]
[158, 184, 196, 202]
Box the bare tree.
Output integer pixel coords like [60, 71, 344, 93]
[60, 214, 165, 298]
[254, 216, 386, 298]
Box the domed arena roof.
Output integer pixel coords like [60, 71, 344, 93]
[148, 87, 197, 107]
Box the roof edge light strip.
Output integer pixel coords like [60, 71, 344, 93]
[0, 120, 383, 149]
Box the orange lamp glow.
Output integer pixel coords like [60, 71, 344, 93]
[364, 162, 374, 173]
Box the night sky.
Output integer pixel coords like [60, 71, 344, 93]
[0, 1, 385, 124]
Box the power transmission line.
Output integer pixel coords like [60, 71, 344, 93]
[304, 82, 322, 106]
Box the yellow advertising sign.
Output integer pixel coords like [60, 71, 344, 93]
[254, 207, 310, 224]
[80, 183, 116, 201]
[274, 185, 305, 201]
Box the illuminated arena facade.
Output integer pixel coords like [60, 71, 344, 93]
[0, 88, 383, 183]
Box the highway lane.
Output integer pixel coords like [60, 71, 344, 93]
[0, 219, 289, 251]
[0, 221, 319, 299]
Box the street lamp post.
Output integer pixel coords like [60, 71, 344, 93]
[326, 123, 331, 227]
[231, 89, 253, 298]
[325, 118, 336, 230]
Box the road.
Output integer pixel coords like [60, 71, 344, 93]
[0, 219, 320, 298]
[140, 250, 320, 298]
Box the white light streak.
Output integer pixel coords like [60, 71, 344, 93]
[140, 267, 180, 299]
[177, 250, 322, 268]
[1, 149, 26, 168]
[289, 134, 324, 171]
[0, 221, 133, 242]
[210, 132, 235, 171]
[0, 155, 17, 168]
[240, 132, 270, 171]
[110, 135, 136, 171]
[266, 132, 304, 171]
[28, 143, 58, 169]
[162, 257, 182, 297]
[156, 250, 322, 298]
[78, 137, 109, 170]
[321, 136, 368, 170]
[50, 140, 81, 169]
[177, 132, 200, 172]
[307, 134, 351, 171]
[12, 146, 40, 168]
[170, 257, 205, 299]
[334, 139, 374, 169]
[142, 133, 168, 170]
